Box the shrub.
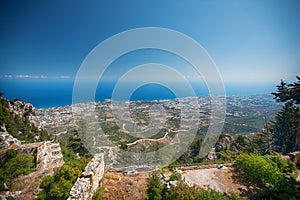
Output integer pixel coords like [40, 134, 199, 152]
[38, 158, 90, 200]
[169, 172, 181, 181]
[6, 149, 17, 159]
[4, 153, 35, 179]
[235, 153, 283, 186]
[264, 154, 296, 174]
[104, 173, 112, 179]
[92, 187, 107, 200]
[235, 153, 299, 199]
[164, 181, 241, 200]
[60, 145, 76, 162]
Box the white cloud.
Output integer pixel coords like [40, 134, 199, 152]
[0, 75, 13, 78]
[54, 75, 71, 79]
[0, 75, 71, 79]
[15, 75, 48, 79]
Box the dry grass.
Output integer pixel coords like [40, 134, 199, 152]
[101, 170, 152, 200]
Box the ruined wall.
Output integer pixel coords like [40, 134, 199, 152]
[68, 153, 105, 200]
[36, 141, 64, 174]
[0, 143, 38, 167]
[0, 141, 64, 173]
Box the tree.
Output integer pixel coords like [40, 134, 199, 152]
[272, 76, 300, 105]
[270, 103, 299, 153]
[6, 149, 17, 159]
[147, 172, 163, 200]
[38, 158, 89, 200]
[267, 76, 300, 153]
[4, 154, 35, 179]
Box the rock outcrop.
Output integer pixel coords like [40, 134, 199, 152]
[207, 148, 217, 160]
[0, 126, 21, 149]
[7, 99, 40, 128]
[0, 191, 22, 200]
[215, 135, 236, 152]
[207, 135, 236, 160]
[288, 151, 300, 167]
[68, 153, 105, 200]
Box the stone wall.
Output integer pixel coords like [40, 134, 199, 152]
[0, 141, 64, 173]
[0, 141, 64, 199]
[36, 141, 64, 174]
[68, 153, 105, 200]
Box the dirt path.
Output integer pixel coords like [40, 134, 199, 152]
[182, 166, 251, 197]
[126, 131, 170, 147]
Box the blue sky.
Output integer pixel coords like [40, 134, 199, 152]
[0, 0, 299, 84]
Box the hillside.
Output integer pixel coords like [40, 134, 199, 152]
[0, 94, 52, 144]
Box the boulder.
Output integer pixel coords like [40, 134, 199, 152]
[207, 148, 217, 160]
[288, 151, 300, 167]
[215, 135, 235, 152]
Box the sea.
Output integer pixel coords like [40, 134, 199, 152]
[0, 78, 276, 108]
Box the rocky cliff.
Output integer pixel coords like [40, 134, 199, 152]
[0, 126, 21, 149]
[0, 96, 51, 145]
[6, 98, 41, 129]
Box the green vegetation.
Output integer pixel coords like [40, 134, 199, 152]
[58, 129, 93, 162]
[235, 153, 299, 199]
[158, 76, 300, 199]
[0, 94, 52, 143]
[38, 129, 93, 199]
[38, 157, 90, 200]
[60, 145, 77, 162]
[268, 76, 300, 153]
[4, 154, 35, 179]
[6, 149, 17, 159]
[92, 187, 107, 200]
[165, 182, 241, 200]
[0, 76, 299, 199]
[235, 153, 284, 186]
[147, 172, 163, 200]
[169, 172, 181, 181]
[100, 121, 138, 143]
[0, 168, 5, 191]
[0, 153, 36, 190]
[64, 129, 91, 158]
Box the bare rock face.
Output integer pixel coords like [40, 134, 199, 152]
[288, 151, 300, 167]
[207, 135, 235, 160]
[8, 99, 41, 128]
[215, 135, 235, 152]
[0, 191, 22, 200]
[207, 148, 217, 160]
[68, 153, 105, 200]
[0, 126, 21, 149]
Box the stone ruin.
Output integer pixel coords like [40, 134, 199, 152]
[0, 141, 64, 199]
[36, 141, 65, 175]
[68, 153, 105, 200]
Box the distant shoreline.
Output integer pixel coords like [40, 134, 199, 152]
[0, 79, 276, 109]
[34, 93, 275, 109]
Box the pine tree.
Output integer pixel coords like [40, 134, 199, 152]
[268, 76, 300, 153]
